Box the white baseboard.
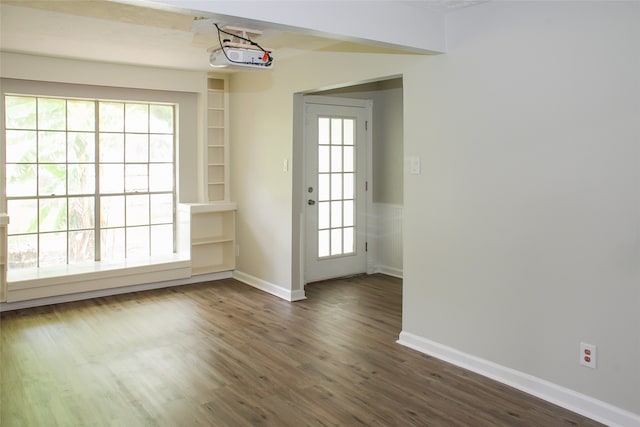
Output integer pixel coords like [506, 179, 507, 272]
[397, 331, 640, 427]
[232, 270, 306, 302]
[0, 270, 233, 312]
[374, 265, 403, 279]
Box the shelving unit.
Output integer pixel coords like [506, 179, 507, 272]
[206, 77, 228, 202]
[0, 214, 8, 302]
[178, 203, 236, 275]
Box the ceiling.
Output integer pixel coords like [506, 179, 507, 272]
[0, 0, 485, 72]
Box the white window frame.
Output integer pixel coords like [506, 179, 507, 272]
[0, 79, 196, 303]
[4, 95, 177, 269]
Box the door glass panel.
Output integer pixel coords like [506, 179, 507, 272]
[318, 229, 330, 257]
[318, 146, 330, 173]
[344, 227, 354, 253]
[330, 146, 342, 172]
[331, 228, 342, 255]
[318, 174, 330, 201]
[331, 118, 342, 145]
[331, 174, 342, 199]
[343, 200, 354, 227]
[316, 116, 356, 258]
[343, 120, 354, 145]
[318, 118, 330, 145]
[318, 202, 330, 229]
[343, 146, 354, 172]
[331, 200, 342, 228]
[343, 173, 354, 200]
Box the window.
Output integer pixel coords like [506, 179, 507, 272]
[317, 116, 355, 257]
[4, 95, 175, 270]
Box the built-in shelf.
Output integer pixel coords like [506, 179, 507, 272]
[206, 76, 228, 202]
[0, 214, 9, 302]
[178, 203, 236, 275]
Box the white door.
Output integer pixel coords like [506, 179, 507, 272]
[304, 98, 370, 283]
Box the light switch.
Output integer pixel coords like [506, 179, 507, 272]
[407, 156, 421, 175]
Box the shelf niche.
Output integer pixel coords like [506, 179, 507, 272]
[179, 203, 236, 275]
[206, 76, 228, 202]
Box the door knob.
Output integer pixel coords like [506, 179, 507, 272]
[308, 199, 316, 205]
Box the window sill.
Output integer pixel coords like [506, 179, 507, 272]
[6, 254, 192, 303]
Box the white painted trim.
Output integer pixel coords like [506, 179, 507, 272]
[304, 95, 372, 108]
[233, 270, 306, 302]
[0, 271, 232, 312]
[301, 96, 373, 283]
[374, 265, 403, 279]
[397, 331, 640, 427]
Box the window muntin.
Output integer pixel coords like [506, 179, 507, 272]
[4, 95, 175, 269]
[317, 116, 356, 258]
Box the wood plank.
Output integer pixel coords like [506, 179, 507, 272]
[0, 275, 604, 426]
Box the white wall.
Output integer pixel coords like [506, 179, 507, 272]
[149, 0, 446, 53]
[229, 1, 639, 420]
[229, 55, 413, 297]
[403, 1, 640, 416]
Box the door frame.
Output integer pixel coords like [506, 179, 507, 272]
[294, 95, 373, 289]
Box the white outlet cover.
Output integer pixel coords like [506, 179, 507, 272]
[406, 156, 421, 175]
[580, 342, 597, 368]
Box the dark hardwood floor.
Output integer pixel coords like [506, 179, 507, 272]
[1, 274, 602, 426]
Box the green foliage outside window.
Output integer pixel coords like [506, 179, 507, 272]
[4, 95, 175, 269]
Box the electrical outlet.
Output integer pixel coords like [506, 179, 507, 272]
[235, 245, 240, 257]
[580, 342, 596, 368]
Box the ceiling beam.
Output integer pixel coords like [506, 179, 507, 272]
[132, 0, 446, 54]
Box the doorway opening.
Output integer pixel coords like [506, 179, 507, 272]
[292, 77, 404, 293]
